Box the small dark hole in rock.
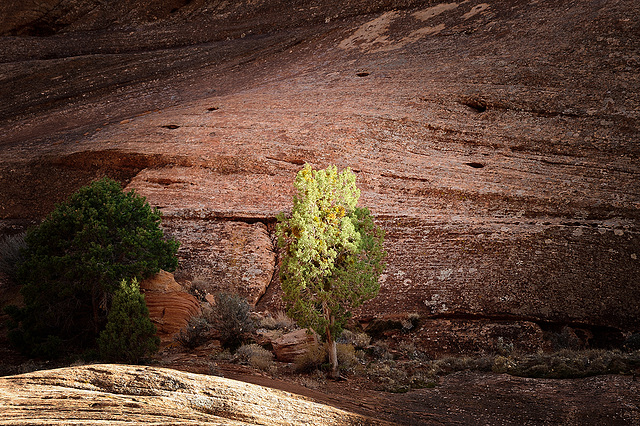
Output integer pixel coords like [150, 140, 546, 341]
[207, 107, 219, 111]
[356, 72, 370, 77]
[162, 125, 180, 129]
[463, 99, 487, 113]
[465, 162, 485, 169]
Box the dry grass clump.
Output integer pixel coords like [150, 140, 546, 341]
[293, 343, 328, 373]
[338, 330, 371, 349]
[336, 343, 360, 372]
[236, 344, 275, 373]
[258, 311, 297, 331]
[365, 358, 437, 393]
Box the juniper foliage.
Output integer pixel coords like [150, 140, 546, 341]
[276, 164, 386, 377]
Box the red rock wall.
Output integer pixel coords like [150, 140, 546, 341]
[1, 0, 638, 352]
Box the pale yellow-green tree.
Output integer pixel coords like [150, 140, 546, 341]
[276, 164, 386, 378]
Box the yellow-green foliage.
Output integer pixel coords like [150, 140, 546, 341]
[276, 164, 386, 341]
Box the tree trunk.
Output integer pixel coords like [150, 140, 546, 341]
[323, 301, 339, 379]
[327, 333, 339, 379]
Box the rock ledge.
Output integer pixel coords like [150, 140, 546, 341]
[0, 364, 386, 425]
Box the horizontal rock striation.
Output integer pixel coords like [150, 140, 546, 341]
[0, 0, 638, 352]
[0, 364, 385, 424]
[139, 270, 201, 343]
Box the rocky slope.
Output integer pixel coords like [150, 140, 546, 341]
[1, 0, 639, 355]
[1, 363, 638, 425]
[0, 364, 386, 424]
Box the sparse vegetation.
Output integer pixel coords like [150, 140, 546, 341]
[236, 343, 275, 372]
[294, 343, 328, 373]
[175, 313, 210, 349]
[258, 311, 297, 331]
[336, 343, 358, 372]
[338, 329, 371, 349]
[206, 292, 255, 350]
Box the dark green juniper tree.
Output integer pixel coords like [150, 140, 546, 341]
[276, 164, 386, 378]
[98, 278, 160, 363]
[6, 177, 179, 358]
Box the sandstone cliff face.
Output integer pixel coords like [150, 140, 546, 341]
[0, 0, 638, 352]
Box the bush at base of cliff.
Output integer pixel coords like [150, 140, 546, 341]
[236, 343, 275, 373]
[206, 292, 255, 350]
[6, 177, 179, 358]
[97, 278, 160, 364]
[175, 314, 211, 349]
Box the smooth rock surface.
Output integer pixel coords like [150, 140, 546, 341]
[0, 364, 384, 425]
[272, 329, 320, 363]
[139, 270, 201, 343]
[165, 219, 276, 306]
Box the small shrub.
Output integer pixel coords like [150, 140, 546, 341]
[273, 311, 296, 330]
[97, 278, 160, 364]
[338, 329, 371, 349]
[176, 314, 210, 349]
[189, 277, 210, 302]
[434, 356, 476, 374]
[408, 372, 438, 389]
[492, 355, 516, 374]
[236, 344, 275, 372]
[397, 340, 429, 361]
[369, 340, 393, 360]
[496, 337, 515, 356]
[258, 311, 297, 331]
[294, 343, 327, 373]
[336, 343, 358, 371]
[366, 359, 410, 393]
[258, 315, 277, 330]
[207, 292, 255, 350]
[212, 348, 234, 361]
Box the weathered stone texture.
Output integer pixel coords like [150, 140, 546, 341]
[139, 270, 201, 343]
[0, 364, 384, 425]
[272, 329, 320, 363]
[161, 218, 276, 305]
[0, 0, 638, 343]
